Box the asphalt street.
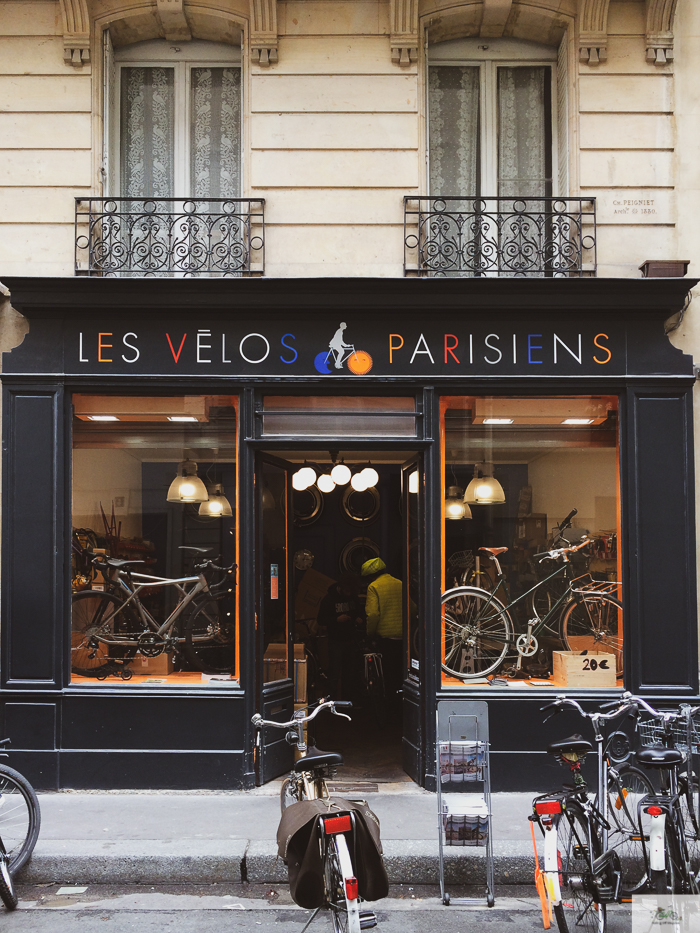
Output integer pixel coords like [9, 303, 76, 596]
[2, 884, 634, 932]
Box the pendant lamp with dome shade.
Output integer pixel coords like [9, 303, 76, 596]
[463, 462, 506, 506]
[167, 460, 209, 503]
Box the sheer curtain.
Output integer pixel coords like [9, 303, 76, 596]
[497, 67, 549, 199]
[429, 66, 480, 197]
[191, 67, 241, 199]
[120, 67, 174, 198]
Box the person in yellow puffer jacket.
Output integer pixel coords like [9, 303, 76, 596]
[361, 557, 403, 717]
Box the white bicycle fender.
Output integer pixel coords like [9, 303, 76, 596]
[543, 823, 562, 902]
[648, 812, 667, 872]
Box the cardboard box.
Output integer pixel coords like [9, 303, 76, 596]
[135, 652, 174, 677]
[552, 651, 616, 688]
[515, 513, 548, 547]
[263, 644, 307, 699]
[295, 569, 335, 621]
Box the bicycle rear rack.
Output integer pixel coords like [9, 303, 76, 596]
[570, 574, 620, 597]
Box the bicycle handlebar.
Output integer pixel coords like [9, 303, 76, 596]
[540, 693, 639, 724]
[533, 535, 591, 562]
[251, 698, 352, 731]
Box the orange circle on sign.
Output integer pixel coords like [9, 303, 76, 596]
[347, 350, 373, 375]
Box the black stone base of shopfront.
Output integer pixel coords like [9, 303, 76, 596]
[1, 276, 698, 791]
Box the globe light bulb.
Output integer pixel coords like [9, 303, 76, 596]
[292, 471, 309, 491]
[317, 473, 336, 493]
[408, 471, 419, 494]
[361, 466, 379, 487]
[297, 465, 317, 487]
[351, 471, 369, 492]
[331, 462, 351, 485]
[179, 482, 196, 498]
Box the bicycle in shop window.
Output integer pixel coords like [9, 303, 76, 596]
[0, 739, 41, 911]
[531, 693, 655, 933]
[441, 517, 622, 681]
[252, 699, 388, 933]
[70, 547, 236, 679]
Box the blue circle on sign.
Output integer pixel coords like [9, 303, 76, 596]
[314, 352, 332, 374]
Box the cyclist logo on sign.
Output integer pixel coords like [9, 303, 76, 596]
[314, 322, 373, 375]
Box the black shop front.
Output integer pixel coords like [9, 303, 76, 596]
[0, 275, 697, 791]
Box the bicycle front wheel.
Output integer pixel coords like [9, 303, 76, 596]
[560, 594, 623, 677]
[557, 806, 606, 933]
[183, 598, 236, 674]
[71, 591, 136, 676]
[607, 765, 655, 895]
[0, 853, 17, 911]
[441, 587, 513, 679]
[680, 771, 700, 878]
[325, 833, 360, 933]
[0, 764, 41, 874]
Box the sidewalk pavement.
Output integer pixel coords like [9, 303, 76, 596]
[16, 784, 543, 888]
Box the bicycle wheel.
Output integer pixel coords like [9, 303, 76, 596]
[560, 594, 623, 677]
[651, 821, 684, 894]
[441, 587, 513, 679]
[0, 852, 17, 911]
[71, 591, 137, 676]
[465, 569, 493, 592]
[324, 833, 360, 933]
[557, 806, 606, 933]
[607, 764, 655, 895]
[680, 771, 700, 878]
[183, 598, 236, 674]
[0, 764, 41, 874]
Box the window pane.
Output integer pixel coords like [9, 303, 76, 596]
[497, 66, 551, 198]
[429, 66, 480, 196]
[71, 394, 238, 686]
[191, 67, 241, 199]
[121, 67, 175, 198]
[441, 395, 621, 690]
[261, 396, 417, 437]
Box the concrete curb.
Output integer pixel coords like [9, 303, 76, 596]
[16, 839, 536, 886]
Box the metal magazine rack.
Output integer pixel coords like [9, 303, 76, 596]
[436, 699, 494, 907]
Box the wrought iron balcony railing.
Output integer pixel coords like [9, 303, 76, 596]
[404, 197, 596, 277]
[75, 198, 265, 277]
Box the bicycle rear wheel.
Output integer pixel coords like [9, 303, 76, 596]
[0, 851, 17, 911]
[0, 764, 41, 874]
[557, 806, 606, 933]
[71, 591, 137, 676]
[560, 594, 623, 677]
[607, 764, 654, 895]
[325, 833, 360, 933]
[680, 771, 700, 878]
[441, 587, 513, 679]
[183, 598, 236, 674]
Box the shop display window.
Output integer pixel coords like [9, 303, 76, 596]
[71, 394, 238, 686]
[441, 395, 621, 690]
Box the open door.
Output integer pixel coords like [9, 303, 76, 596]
[401, 454, 423, 782]
[254, 452, 295, 785]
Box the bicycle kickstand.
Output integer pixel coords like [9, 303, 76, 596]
[299, 906, 322, 933]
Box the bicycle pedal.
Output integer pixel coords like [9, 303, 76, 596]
[359, 911, 377, 929]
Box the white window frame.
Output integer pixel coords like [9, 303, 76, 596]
[106, 38, 242, 198]
[427, 38, 560, 197]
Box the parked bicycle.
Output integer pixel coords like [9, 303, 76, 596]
[71, 547, 236, 678]
[441, 529, 622, 680]
[0, 738, 41, 910]
[531, 693, 654, 933]
[526, 509, 589, 625]
[252, 699, 388, 933]
[629, 695, 700, 894]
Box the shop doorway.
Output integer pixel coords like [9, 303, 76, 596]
[254, 448, 424, 787]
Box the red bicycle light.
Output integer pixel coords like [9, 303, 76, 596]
[324, 815, 352, 835]
[345, 877, 358, 900]
[535, 800, 562, 815]
[646, 806, 663, 816]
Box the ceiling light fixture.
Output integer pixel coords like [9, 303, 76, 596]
[88, 415, 120, 421]
[317, 472, 336, 494]
[562, 418, 594, 425]
[330, 461, 351, 486]
[168, 415, 199, 422]
[167, 460, 209, 503]
[198, 483, 233, 517]
[360, 463, 379, 488]
[408, 471, 419, 495]
[463, 462, 506, 505]
[350, 470, 369, 492]
[292, 463, 317, 491]
[483, 418, 513, 425]
[445, 485, 469, 520]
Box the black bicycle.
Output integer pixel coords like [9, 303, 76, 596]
[0, 739, 41, 910]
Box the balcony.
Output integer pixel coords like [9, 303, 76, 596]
[75, 198, 265, 277]
[404, 197, 596, 278]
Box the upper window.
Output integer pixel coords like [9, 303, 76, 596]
[428, 38, 564, 198]
[107, 39, 242, 199]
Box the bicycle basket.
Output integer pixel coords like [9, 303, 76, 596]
[638, 717, 700, 755]
[447, 550, 474, 575]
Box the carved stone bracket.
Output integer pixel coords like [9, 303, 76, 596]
[156, 0, 192, 41]
[250, 0, 278, 65]
[59, 0, 91, 65]
[578, 0, 609, 64]
[390, 0, 418, 66]
[646, 0, 677, 63]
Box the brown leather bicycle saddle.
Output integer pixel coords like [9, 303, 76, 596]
[635, 745, 684, 768]
[547, 734, 593, 757]
[479, 547, 508, 556]
[294, 745, 344, 772]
